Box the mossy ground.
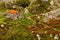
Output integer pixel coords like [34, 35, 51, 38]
[0, 0, 60, 40]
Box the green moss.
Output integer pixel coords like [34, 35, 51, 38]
[0, 16, 7, 24]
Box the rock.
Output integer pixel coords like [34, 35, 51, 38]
[5, 10, 22, 20]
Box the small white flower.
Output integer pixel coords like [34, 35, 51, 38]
[36, 15, 38, 16]
[42, 0, 48, 1]
[11, 1, 14, 3]
[42, 14, 45, 16]
[37, 16, 40, 19]
[50, 34, 53, 37]
[44, 31, 47, 33]
[36, 34, 41, 40]
[50, 0, 54, 6]
[13, 5, 16, 8]
[1, 24, 4, 28]
[31, 31, 34, 33]
[54, 35, 59, 40]
[24, 8, 29, 14]
[36, 34, 40, 37]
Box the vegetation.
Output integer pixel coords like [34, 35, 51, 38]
[0, 0, 60, 40]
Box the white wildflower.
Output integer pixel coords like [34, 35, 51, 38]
[54, 35, 59, 40]
[44, 31, 47, 33]
[1, 24, 4, 28]
[24, 8, 29, 14]
[42, 14, 45, 16]
[36, 34, 41, 40]
[49, 15, 53, 18]
[13, 5, 16, 8]
[31, 31, 34, 33]
[37, 16, 40, 19]
[42, 0, 48, 2]
[50, 0, 54, 6]
[50, 34, 53, 37]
